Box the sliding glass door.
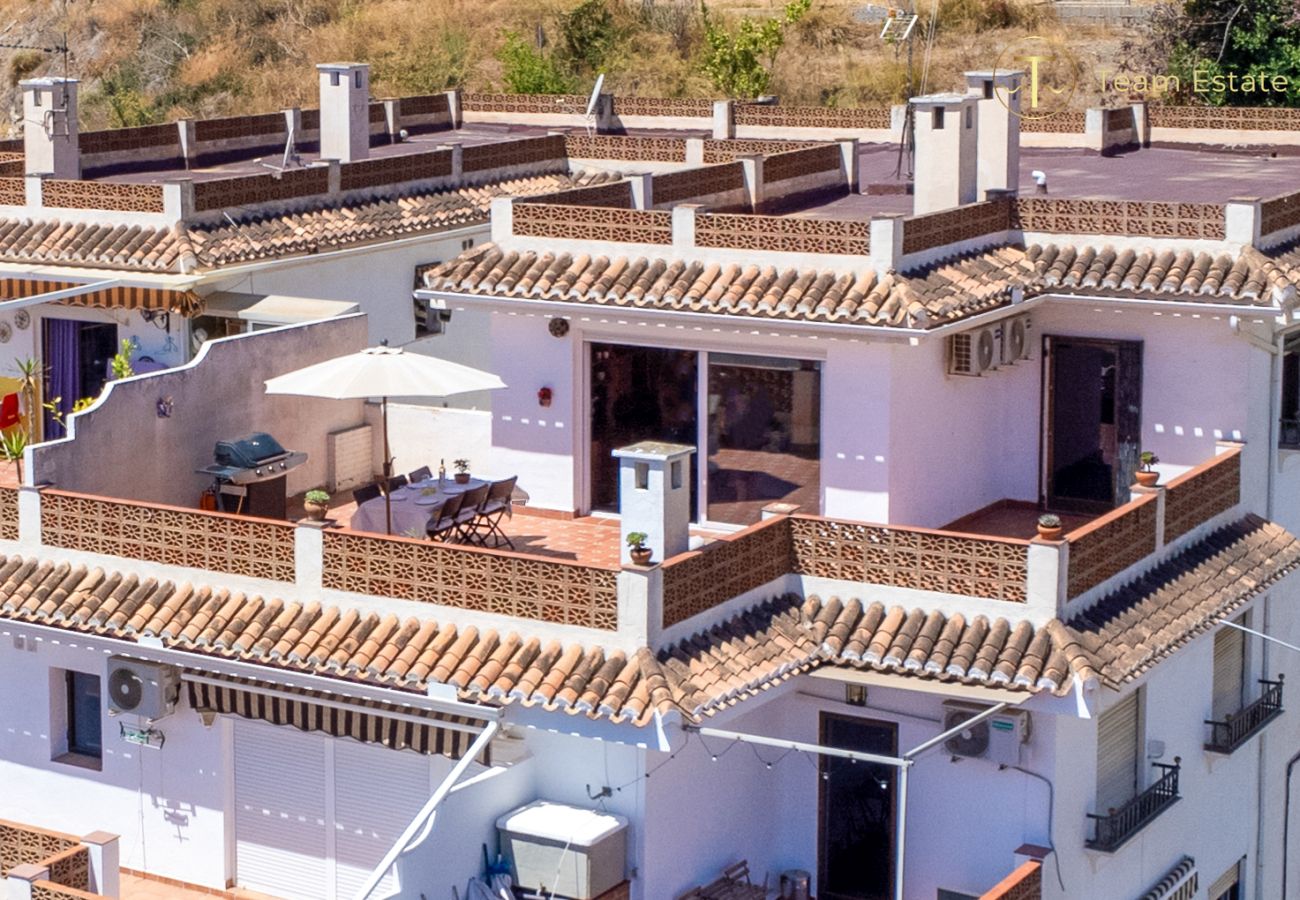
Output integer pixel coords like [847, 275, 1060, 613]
[587, 342, 822, 527]
[706, 353, 821, 525]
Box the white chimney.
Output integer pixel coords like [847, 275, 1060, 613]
[965, 70, 1023, 198]
[910, 93, 978, 214]
[613, 441, 695, 565]
[21, 77, 79, 179]
[316, 63, 370, 162]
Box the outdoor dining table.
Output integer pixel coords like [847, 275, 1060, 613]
[351, 477, 490, 537]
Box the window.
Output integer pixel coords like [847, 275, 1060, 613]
[329, 71, 340, 87]
[1096, 689, 1140, 813]
[461, 238, 475, 251]
[1208, 858, 1243, 900]
[33, 90, 42, 107]
[64, 671, 103, 761]
[982, 80, 994, 99]
[1211, 618, 1246, 721]
[354, 71, 363, 89]
[1281, 333, 1300, 447]
[932, 107, 945, 130]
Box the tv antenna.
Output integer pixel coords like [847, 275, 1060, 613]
[880, 2, 925, 182]
[583, 72, 606, 137]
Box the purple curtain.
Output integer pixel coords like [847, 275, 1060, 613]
[43, 319, 80, 439]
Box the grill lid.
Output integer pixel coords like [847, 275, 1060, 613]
[214, 432, 288, 469]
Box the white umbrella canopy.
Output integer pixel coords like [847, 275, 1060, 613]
[265, 345, 507, 534]
[263, 345, 506, 399]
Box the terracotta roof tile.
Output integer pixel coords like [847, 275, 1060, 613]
[0, 516, 1294, 725]
[428, 239, 1290, 330]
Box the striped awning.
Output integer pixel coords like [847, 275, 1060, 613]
[0, 278, 204, 316]
[185, 673, 490, 760]
[1138, 857, 1197, 900]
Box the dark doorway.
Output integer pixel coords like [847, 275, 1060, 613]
[41, 319, 119, 439]
[589, 343, 697, 514]
[1044, 337, 1142, 513]
[818, 713, 898, 900]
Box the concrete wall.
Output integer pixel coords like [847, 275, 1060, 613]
[32, 315, 369, 505]
[0, 630, 227, 888]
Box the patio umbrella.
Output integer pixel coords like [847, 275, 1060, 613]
[264, 344, 506, 534]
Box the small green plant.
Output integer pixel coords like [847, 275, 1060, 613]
[497, 31, 578, 94]
[13, 357, 42, 444]
[1139, 451, 1159, 471]
[111, 339, 135, 381]
[626, 531, 649, 549]
[1037, 513, 1061, 529]
[305, 490, 330, 505]
[453, 458, 471, 474]
[0, 429, 27, 481]
[699, 0, 811, 99]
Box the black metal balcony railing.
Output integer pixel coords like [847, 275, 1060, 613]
[1281, 418, 1300, 450]
[1205, 676, 1285, 754]
[1086, 759, 1181, 853]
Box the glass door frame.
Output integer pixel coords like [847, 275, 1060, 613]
[578, 334, 826, 530]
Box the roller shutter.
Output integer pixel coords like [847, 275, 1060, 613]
[1095, 690, 1139, 814]
[1212, 624, 1245, 721]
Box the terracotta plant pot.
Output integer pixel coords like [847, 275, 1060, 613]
[1036, 524, 1062, 540]
[304, 501, 328, 522]
[630, 547, 653, 566]
[1135, 470, 1160, 487]
[454, 472, 471, 485]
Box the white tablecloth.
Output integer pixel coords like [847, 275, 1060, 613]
[351, 477, 489, 537]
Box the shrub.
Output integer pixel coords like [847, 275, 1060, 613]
[498, 31, 578, 94]
[8, 50, 43, 86]
[699, 0, 811, 99]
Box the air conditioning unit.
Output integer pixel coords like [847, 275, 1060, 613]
[999, 314, 1031, 365]
[948, 327, 998, 376]
[942, 701, 1031, 766]
[106, 657, 179, 720]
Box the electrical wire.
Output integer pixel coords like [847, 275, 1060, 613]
[1008, 765, 1065, 894]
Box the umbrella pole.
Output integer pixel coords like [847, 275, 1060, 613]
[383, 396, 393, 535]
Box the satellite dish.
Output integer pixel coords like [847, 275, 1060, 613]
[109, 667, 144, 713]
[585, 73, 606, 119]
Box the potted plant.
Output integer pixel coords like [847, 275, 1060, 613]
[1136, 451, 1160, 487]
[453, 458, 472, 485]
[626, 531, 652, 565]
[1036, 513, 1062, 540]
[0, 429, 27, 482]
[303, 490, 330, 522]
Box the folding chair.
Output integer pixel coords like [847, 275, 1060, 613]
[408, 465, 432, 483]
[426, 494, 464, 542]
[472, 476, 518, 549]
[352, 483, 382, 505]
[386, 474, 409, 492]
[452, 483, 490, 543]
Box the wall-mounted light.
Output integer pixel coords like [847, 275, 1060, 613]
[537, 386, 553, 408]
[156, 396, 174, 418]
[548, 317, 570, 338]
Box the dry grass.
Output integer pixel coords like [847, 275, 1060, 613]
[0, 0, 1133, 130]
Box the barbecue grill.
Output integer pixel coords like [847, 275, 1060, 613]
[198, 432, 307, 519]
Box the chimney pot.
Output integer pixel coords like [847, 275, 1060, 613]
[20, 77, 79, 180]
[316, 63, 370, 162]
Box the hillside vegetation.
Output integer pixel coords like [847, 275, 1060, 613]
[0, 0, 1136, 133]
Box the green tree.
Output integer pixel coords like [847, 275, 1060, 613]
[497, 31, 579, 94]
[560, 0, 624, 73]
[1156, 0, 1300, 105]
[699, 0, 812, 99]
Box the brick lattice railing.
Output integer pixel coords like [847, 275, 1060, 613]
[461, 92, 591, 114]
[0, 819, 80, 876]
[1013, 198, 1226, 239]
[735, 104, 892, 130]
[40, 491, 296, 582]
[1019, 112, 1086, 133]
[41, 180, 165, 214]
[193, 111, 285, 142]
[564, 134, 688, 162]
[660, 516, 793, 628]
[41, 846, 90, 892]
[980, 860, 1042, 900]
[0, 486, 18, 541]
[322, 530, 620, 631]
[762, 144, 843, 184]
[1163, 448, 1241, 543]
[903, 197, 1013, 254]
[192, 166, 330, 213]
[1260, 190, 1300, 238]
[512, 203, 674, 244]
[610, 96, 713, 117]
[1065, 493, 1159, 599]
[702, 138, 823, 163]
[1148, 105, 1300, 131]
[695, 212, 869, 254]
[654, 162, 745, 205]
[525, 179, 634, 209]
[80, 123, 179, 155]
[461, 134, 566, 173]
[790, 515, 1030, 603]
[0, 176, 23, 205]
[339, 149, 453, 192]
